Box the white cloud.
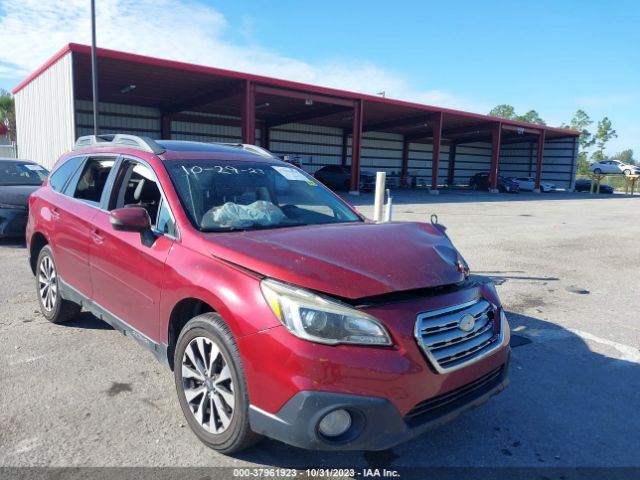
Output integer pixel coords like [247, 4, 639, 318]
[0, 0, 488, 113]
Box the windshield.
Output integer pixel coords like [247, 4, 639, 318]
[165, 160, 362, 232]
[0, 161, 49, 186]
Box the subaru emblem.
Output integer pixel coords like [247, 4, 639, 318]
[458, 314, 475, 332]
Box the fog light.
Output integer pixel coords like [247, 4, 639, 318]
[318, 409, 352, 437]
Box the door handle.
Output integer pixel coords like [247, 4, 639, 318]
[91, 229, 104, 244]
[51, 208, 60, 220]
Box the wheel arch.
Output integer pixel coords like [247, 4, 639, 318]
[29, 232, 49, 275]
[167, 297, 216, 369]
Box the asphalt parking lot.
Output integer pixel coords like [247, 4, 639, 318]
[1, 190, 639, 470]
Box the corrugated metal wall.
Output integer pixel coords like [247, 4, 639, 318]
[452, 142, 492, 186]
[76, 100, 161, 138]
[14, 52, 76, 169]
[500, 137, 576, 188]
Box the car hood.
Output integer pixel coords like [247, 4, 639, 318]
[203, 221, 465, 299]
[0, 185, 39, 207]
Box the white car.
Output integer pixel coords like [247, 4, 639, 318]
[589, 160, 640, 176]
[511, 177, 557, 192]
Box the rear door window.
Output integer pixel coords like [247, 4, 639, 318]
[72, 157, 116, 205]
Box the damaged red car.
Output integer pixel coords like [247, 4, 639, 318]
[26, 134, 510, 453]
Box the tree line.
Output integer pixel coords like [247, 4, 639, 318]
[489, 104, 634, 175]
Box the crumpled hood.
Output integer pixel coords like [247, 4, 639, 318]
[0, 185, 39, 208]
[203, 222, 465, 299]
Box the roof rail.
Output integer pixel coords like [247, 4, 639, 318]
[74, 134, 166, 154]
[222, 143, 279, 159]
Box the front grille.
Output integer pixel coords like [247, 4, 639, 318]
[415, 299, 502, 373]
[405, 366, 504, 421]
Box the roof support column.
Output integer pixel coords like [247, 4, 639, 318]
[401, 137, 410, 188]
[241, 80, 256, 145]
[447, 142, 457, 186]
[161, 114, 172, 139]
[349, 100, 363, 194]
[341, 130, 348, 167]
[430, 112, 443, 193]
[534, 130, 546, 192]
[489, 122, 502, 192]
[569, 136, 578, 191]
[261, 123, 270, 149]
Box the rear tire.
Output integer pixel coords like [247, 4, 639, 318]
[174, 313, 261, 454]
[36, 245, 81, 324]
[623, 169, 631, 175]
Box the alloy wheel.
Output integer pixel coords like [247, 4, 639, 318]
[181, 336, 235, 434]
[38, 255, 57, 312]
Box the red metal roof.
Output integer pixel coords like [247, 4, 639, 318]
[13, 43, 580, 140]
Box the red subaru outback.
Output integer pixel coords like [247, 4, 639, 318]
[26, 134, 510, 453]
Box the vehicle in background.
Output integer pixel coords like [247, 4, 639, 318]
[26, 134, 510, 454]
[589, 160, 640, 176]
[469, 173, 520, 193]
[314, 165, 376, 192]
[511, 177, 557, 192]
[0, 158, 49, 238]
[574, 179, 614, 194]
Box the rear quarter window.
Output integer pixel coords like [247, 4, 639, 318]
[49, 157, 84, 192]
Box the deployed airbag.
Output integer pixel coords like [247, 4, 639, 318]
[202, 201, 286, 229]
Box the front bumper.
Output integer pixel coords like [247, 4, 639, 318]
[249, 355, 509, 450]
[0, 208, 28, 238]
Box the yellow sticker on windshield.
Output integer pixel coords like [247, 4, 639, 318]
[306, 180, 318, 186]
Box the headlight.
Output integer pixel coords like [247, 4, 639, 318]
[260, 279, 392, 346]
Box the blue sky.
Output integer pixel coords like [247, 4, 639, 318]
[0, 0, 638, 155]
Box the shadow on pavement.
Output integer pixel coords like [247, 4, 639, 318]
[235, 311, 640, 469]
[0, 237, 26, 249]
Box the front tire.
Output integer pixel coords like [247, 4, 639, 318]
[36, 245, 81, 324]
[174, 313, 261, 454]
[593, 168, 602, 174]
[623, 169, 631, 175]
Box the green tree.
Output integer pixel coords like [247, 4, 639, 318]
[517, 110, 546, 125]
[488, 104, 545, 125]
[0, 89, 16, 143]
[562, 110, 596, 175]
[591, 117, 617, 162]
[488, 104, 517, 119]
[610, 149, 635, 165]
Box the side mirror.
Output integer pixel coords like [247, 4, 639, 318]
[110, 207, 151, 232]
[110, 207, 156, 247]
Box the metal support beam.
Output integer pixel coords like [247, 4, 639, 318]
[90, 0, 99, 135]
[161, 115, 172, 139]
[401, 137, 410, 188]
[447, 143, 457, 186]
[349, 100, 364, 194]
[254, 85, 353, 107]
[261, 123, 270, 149]
[431, 112, 443, 191]
[346, 113, 437, 135]
[569, 136, 578, 191]
[534, 129, 546, 190]
[489, 123, 502, 191]
[241, 80, 256, 145]
[267, 105, 352, 128]
[528, 141, 534, 176]
[162, 81, 241, 116]
[341, 131, 348, 167]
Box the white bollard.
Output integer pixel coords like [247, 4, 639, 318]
[373, 172, 386, 222]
